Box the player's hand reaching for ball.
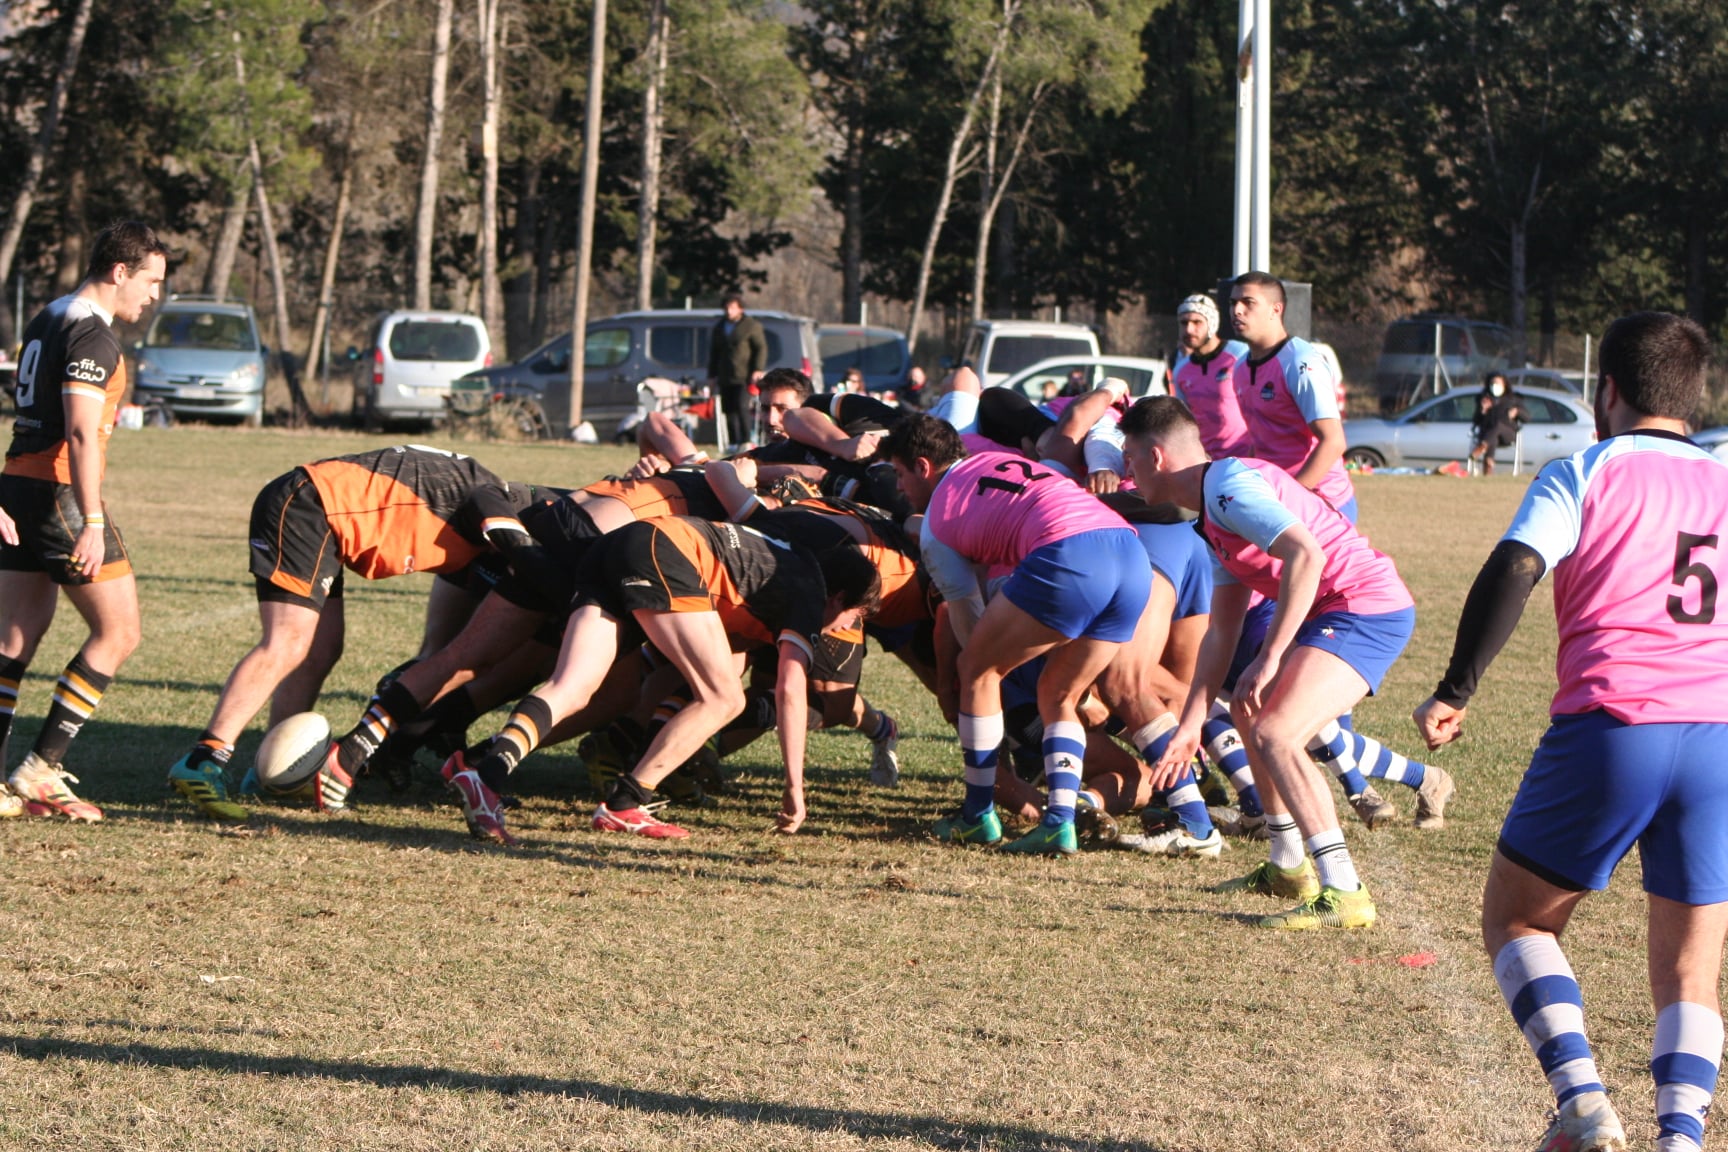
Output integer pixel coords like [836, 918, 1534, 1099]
[1412, 696, 1465, 751]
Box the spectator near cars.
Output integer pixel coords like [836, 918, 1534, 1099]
[706, 294, 767, 445]
[1343, 385, 1595, 472]
[351, 311, 491, 431]
[129, 295, 269, 426]
[817, 324, 910, 395]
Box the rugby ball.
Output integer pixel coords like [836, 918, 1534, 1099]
[254, 712, 332, 797]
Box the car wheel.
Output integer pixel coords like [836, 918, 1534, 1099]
[487, 397, 547, 442]
[1344, 446, 1385, 468]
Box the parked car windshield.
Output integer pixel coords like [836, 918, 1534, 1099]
[820, 331, 905, 376]
[145, 310, 257, 352]
[388, 321, 481, 362]
[988, 336, 1094, 376]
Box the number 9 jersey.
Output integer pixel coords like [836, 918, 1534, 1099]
[5, 295, 125, 483]
[1504, 431, 1728, 723]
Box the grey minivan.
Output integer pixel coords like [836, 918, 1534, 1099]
[453, 308, 823, 435]
[130, 296, 268, 426]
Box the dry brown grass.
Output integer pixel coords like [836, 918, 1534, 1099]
[0, 428, 1691, 1150]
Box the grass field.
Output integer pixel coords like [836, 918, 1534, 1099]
[0, 425, 1679, 1150]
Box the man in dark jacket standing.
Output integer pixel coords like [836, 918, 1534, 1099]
[707, 293, 767, 446]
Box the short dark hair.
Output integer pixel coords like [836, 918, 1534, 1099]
[1231, 270, 1285, 307]
[881, 413, 965, 472]
[1118, 394, 1200, 442]
[722, 292, 745, 309]
[758, 367, 811, 401]
[815, 542, 882, 615]
[86, 220, 166, 282]
[1598, 311, 1711, 420]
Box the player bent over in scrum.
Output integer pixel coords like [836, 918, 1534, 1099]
[1415, 313, 1728, 1152]
[1125, 396, 1415, 929]
[457, 516, 880, 840]
[885, 414, 1151, 856]
[165, 446, 546, 820]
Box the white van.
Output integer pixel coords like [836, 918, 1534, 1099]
[961, 320, 1100, 388]
[352, 311, 492, 429]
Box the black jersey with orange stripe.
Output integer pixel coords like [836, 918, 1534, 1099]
[579, 466, 726, 522]
[5, 295, 126, 483]
[749, 502, 928, 629]
[301, 445, 530, 578]
[642, 516, 827, 656]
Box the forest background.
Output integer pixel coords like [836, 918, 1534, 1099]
[0, 0, 1724, 400]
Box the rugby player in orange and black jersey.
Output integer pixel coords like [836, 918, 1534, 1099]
[456, 515, 881, 840]
[303, 464, 739, 806]
[0, 220, 167, 824]
[166, 444, 560, 820]
[747, 392, 914, 519]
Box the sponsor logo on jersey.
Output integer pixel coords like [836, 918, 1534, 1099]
[320, 576, 335, 595]
[67, 359, 108, 384]
[1216, 368, 1229, 381]
[1260, 383, 1274, 401]
[1215, 493, 1235, 513]
[249, 538, 274, 553]
[621, 577, 654, 588]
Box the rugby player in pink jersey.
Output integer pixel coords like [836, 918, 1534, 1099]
[1121, 395, 1416, 929]
[883, 414, 1151, 855]
[1172, 293, 1250, 459]
[1414, 313, 1728, 1152]
[1228, 271, 1355, 520]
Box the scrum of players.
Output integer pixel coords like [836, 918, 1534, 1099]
[2, 255, 1453, 933]
[164, 272, 1453, 935]
[9, 232, 1718, 1149]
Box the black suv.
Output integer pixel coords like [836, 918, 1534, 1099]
[453, 308, 824, 436]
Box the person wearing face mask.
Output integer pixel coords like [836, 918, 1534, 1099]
[1470, 371, 1525, 475]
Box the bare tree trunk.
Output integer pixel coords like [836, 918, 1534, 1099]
[249, 137, 310, 425]
[970, 72, 1001, 323]
[0, 0, 94, 309]
[304, 139, 354, 381]
[564, 0, 608, 430]
[904, 0, 1015, 355]
[1685, 203, 1709, 325]
[840, 101, 865, 324]
[205, 172, 251, 297]
[413, 0, 455, 310]
[53, 166, 87, 294]
[972, 84, 1044, 323]
[505, 160, 541, 358]
[1538, 276, 1557, 367]
[478, 0, 503, 338]
[634, 0, 667, 311]
[1508, 219, 1527, 370]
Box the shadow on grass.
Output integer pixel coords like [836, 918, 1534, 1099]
[0, 1032, 1172, 1151]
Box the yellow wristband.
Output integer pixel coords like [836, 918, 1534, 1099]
[84, 513, 106, 527]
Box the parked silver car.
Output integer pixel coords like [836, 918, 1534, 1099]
[131, 296, 268, 426]
[1343, 386, 1595, 470]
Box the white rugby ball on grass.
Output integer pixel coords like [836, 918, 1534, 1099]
[254, 712, 331, 797]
